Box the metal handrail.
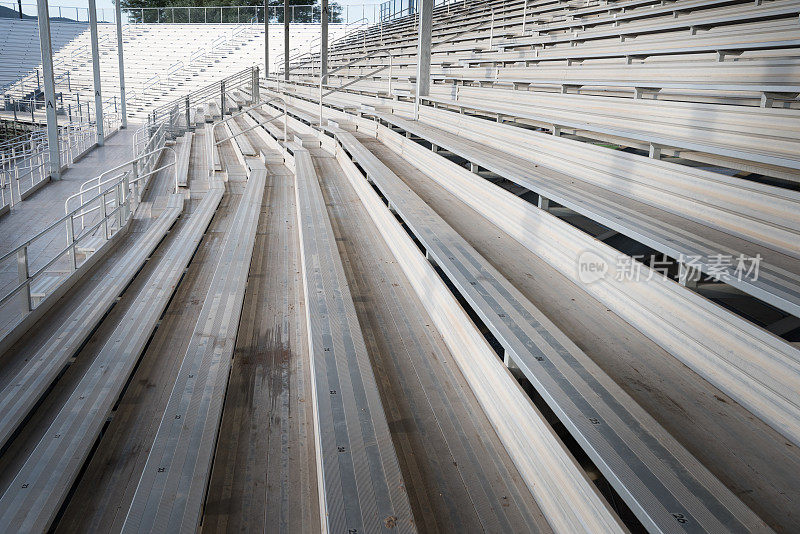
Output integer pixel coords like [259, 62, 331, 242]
[1, 120, 98, 209]
[0, 172, 126, 312]
[66, 146, 177, 216]
[207, 96, 288, 176]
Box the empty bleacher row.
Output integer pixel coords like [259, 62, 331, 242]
[0, 20, 349, 121]
[0, 0, 799, 532]
[0, 20, 89, 88]
[253, 84, 800, 531]
[0, 75, 568, 533]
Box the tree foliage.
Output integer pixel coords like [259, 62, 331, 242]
[121, 0, 343, 24]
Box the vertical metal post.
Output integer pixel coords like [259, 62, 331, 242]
[264, 0, 269, 77]
[413, 0, 433, 121]
[321, 0, 328, 84]
[89, 0, 104, 145]
[252, 66, 259, 103]
[115, 0, 127, 128]
[522, 0, 528, 33]
[17, 247, 31, 312]
[185, 95, 190, 129]
[319, 75, 324, 128]
[37, 0, 61, 179]
[220, 81, 226, 115]
[489, 8, 495, 48]
[100, 190, 109, 239]
[131, 160, 139, 203]
[388, 53, 393, 96]
[283, 0, 289, 80]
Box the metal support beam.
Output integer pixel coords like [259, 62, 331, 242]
[115, 0, 127, 129]
[413, 0, 433, 121]
[36, 0, 61, 180]
[538, 195, 550, 210]
[88, 0, 104, 145]
[283, 0, 289, 81]
[321, 0, 328, 84]
[252, 66, 260, 104]
[264, 0, 269, 79]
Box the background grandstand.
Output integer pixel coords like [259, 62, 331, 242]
[0, 0, 798, 532]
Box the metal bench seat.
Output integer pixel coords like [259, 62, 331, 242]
[0, 191, 199, 533]
[528, 0, 758, 35]
[420, 93, 800, 179]
[292, 145, 415, 533]
[174, 131, 193, 188]
[121, 157, 266, 533]
[375, 108, 800, 317]
[496, 4, 800, 51]
[328, 123, 772, 534]
[460, 36, 800, 66]
[0, 193, 184, 454]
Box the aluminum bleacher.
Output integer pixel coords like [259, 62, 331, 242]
[1, 1, 799, 532]
[0, 20, 350, 120]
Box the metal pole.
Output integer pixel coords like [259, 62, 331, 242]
[413, 0, 433, 121]
[252, 66, 259, 104]
[283, 0, 289, 80]
[36, 0, 61, 179]
[17, 0, 22, 19]
[115, 0, 127, 128]
[522, 0, 528, 33]
[221, 81, 226, 115]
[264, 0, 269, 78]
[489, 8, 494, 48]
[388, 53, 393, 96]
[89, 0, 104, 145]
[321, 0, 328, 84]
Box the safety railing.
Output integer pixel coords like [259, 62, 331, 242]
[268, 0, 489, 126]
[0, 120, 99, 211]
[67, 143, 175, 233]
[3, 23, 132, 105]
[149, 66, 257, 137]
[0, 142, 174, 333]
[0, 132, 175, 334]
[121, 3, 381, 25]
[278, 0, 476, 79]
[206, 97, 289, 177]
[0, 1, 115, 22]
[379, 0, 466, 23]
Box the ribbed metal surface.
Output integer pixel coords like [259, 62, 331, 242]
[121, 160, 265, 533]
[293, 147, 415, 534]
[333, 127, 773, 534]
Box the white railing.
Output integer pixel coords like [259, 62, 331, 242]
[0, 134, 173, 331]
[0, 120, 99, 211]
[123, 3, 382, 25]
[67, 143, 175, 233]
[0, 1, 115, 22]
